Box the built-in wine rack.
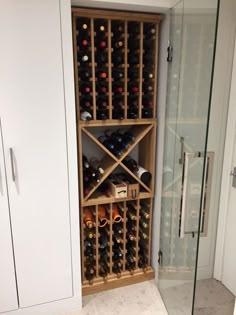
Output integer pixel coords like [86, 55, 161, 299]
[72, 8, 162, 295]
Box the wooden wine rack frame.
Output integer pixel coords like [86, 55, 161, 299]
[72, 7, 162, 296]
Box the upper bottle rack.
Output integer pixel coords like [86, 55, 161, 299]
[72, 8, 162, 123]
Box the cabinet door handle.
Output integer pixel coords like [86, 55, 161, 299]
[10, 148, 16, 182]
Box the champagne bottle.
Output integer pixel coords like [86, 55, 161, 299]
[98, 205, 108, 227]
[89, 158, 105, 175]
[123, 156, 139, 172]
[127, 206, 137, 221]
[139, 226, 149, 240]
[140, 218, 149, 229]
[83, 207, 94, 228]
[140, 205, 150, 219]
[112, 69, 124, 80]
[112, 204, 122, 223]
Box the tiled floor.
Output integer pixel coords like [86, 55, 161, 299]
[66, 279, 235, 315]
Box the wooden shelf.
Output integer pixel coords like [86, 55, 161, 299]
[72, 7, 161, 296]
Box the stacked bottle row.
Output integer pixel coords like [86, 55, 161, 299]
[75, 17, 158, 121]
[82, 200, 152, 284]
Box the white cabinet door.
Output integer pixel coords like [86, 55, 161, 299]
[0, 0, 73, 307]
[0, 120, 18, 313]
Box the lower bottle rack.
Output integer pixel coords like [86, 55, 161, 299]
[81, 198, 154, 295]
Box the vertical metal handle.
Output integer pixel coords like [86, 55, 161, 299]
[10, 148, 16, 182]
[179, 152, 189, 238]
[179, 137, 184, 164]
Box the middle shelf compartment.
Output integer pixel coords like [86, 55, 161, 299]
[78, 122, 156, 204]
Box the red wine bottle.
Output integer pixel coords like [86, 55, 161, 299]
[96, 70, 107, 79]
[129, 83, 139, 94]
[113, 96, 124, 108]
[79, 69, 91, 81]
[112, 23, 124, 37]
[96, 96, 108, 109]
[112, 52, 124, 65]
[113, 83, 123, 94]
[123, 156, 139, 172]
[97, 84, 107, 94]
[80, 83, 91, 94]
[113, 40, 124, 49]
[96, 54, 107, 65]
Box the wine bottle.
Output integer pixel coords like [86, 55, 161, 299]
[97, 109, 108, 120]
[96, 54, 107, 65]
[77, 36, 90, 48]
[138, 255, 148, 270]
[96, 96, 108, 109]
[113, 249, 123, 261]
[143, 83, 153, 93]
[96, 70, 107, 79]
[113, 40, 124, 49]
[83, 207, 94, 229]
[99, 231, 109, 249]
[79, 69, 91, 81]
[89, 158, 105, 175]
[80, 84, 91, 94]
[123, 156, 139, 172]
[135, 165, 152, 185]
[98, 135, 115, 150]
[140, 205, 150, 220]
[128, 96, 138, 108]
[126, 242, 136, 256]
[98, 205, 108, 227]
[127, 206, 137, 221]
[82, 155, 90, 169]
[142, 108, 153, 118]
[112, 69, 124, 80]
[104, 129, 122, 143]
[129, 84, 139, 94]
[113, 96, 124, 108]
[143, 53, 153, 64]
[96, 39, 107, 49]
[78, 53, 90, 63]
[113, 223, 123, 235]
[112, 204, 122, 223]
[113, 83, 123, 94]
[144, 24, 156, 36]
[99, 248, 109, 261]
[117, 129, 135, 144]
[112, 52, 123, 65]
[85, 228, 95, 239]
[99, 181, 111, 197]
[128, 54, 139, 65]
[143, 71, 154, 79]
[128, 68, 139, 80]
[128, 40, 140, 51]
[140, 218, 149, 229]
[128, 23, 140, 37]
[99, 260, 109, 279]
[112, 23, 124, 36]
[126, 254, 136, 264]
[127, 231, 136, 241]
[113, 233, 122, 244]
[113, 261, 122, 277]
[96, 84, 107, 94]
[85, 268, 95, 284]
[126, 219, 136, 232]
[139, 227, 149, 240]
[142, 96, 153, 108]
[112, 109, 124, 120]
[127, 108, 138, 119]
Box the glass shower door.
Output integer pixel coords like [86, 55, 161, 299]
[158, 1, 219, 314]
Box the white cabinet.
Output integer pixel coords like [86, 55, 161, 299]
[0, 121, 18, 313]
[0, 0, 73, 309]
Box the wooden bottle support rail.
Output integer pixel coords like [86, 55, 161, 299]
[72, 7, 162, 296]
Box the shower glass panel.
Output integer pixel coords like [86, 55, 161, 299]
[158, 1, 219, 314]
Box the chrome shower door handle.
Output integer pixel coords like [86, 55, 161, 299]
[10, 148, 16, 182]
